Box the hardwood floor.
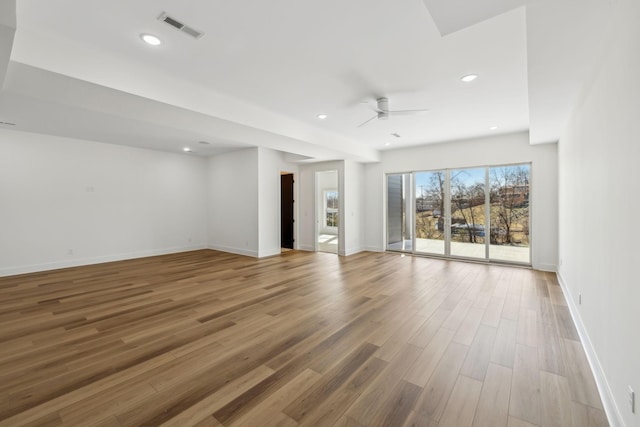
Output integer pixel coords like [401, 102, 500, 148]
[0, 250, 608, 426]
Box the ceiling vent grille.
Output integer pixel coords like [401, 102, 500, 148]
[157, 12, 204, 39]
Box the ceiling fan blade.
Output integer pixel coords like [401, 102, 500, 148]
[357, 115, 378, 128]
[389, 109, 430, 116]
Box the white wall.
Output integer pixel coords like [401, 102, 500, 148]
[207, 148, 259, 257]
[364, 132, 558, 271]
[298, 161, 344, 252]
[0, 136, 298, 274]
[0, 129, 208, 276]
[344, 160, 365, 255]
[364, 162, 384, 252]
[557, 0, 640, 424]
[257, 147, 298, 257]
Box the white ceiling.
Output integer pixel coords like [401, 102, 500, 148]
[0, 0, 614, 161]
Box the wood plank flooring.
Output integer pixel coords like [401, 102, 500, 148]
[0, 250, 608, 426]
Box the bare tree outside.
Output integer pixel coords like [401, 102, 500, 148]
[409, 163, 530, 262]
[489, 165, 530, 246]
[450, 168, 485, 244]
[325, 191, 339, 227]
[415, 171, 445, 240]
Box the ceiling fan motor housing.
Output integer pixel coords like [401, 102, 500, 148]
[376, 98, 390, 120]
[377, 97, 389, 112]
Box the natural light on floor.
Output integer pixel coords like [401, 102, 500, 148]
[318, 234, 338, 253]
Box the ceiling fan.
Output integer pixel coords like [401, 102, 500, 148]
[358, 97, 429, 127]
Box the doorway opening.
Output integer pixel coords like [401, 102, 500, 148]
[316, 170, 339, 254]
[280, 173, 294, 251]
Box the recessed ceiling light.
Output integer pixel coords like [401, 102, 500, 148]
[461, 74, 478, 83]
[198, 141, 211, 145]
[317, 114, 328, 120]
[183, 147, 192, 153]
[391, 133, 401, 138]
[489, 126, 499, 130]
[384, 142, 391, 146]
[140, 33, 162, 46]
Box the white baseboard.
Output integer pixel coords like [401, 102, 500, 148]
[556, 271, 624, 427]
[534, 262, 557, 272]
[344, 247, 364, 256]
[0, 244, 208, 277]
[208, 244, 258, 258]
[258, 248, 282, 258]
[363, 245, 384, 252]
[298, 244, 315, 252]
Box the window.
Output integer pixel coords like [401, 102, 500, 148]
[324, 190, 338, 227]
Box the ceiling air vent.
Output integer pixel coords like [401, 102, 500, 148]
[157, 12, 204, 39]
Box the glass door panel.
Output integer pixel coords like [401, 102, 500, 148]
[489, 164, 530, 263]
[450, 168, 486, 259]
[386, 174, 413, 251]
[386, 163, 531, 266]
[415, 171, 445, 255]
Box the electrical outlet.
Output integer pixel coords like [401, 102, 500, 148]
[630, 386, 635, 413]
[67, 249, 73, 255]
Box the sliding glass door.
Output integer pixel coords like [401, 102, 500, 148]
[386, 173, 413, 252]
[489, 165, 530, 263]
[450, 167, 486, 259]
[415, 171, 445, 255]
[387, 163, 531, 265]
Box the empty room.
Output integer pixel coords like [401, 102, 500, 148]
[0, 0, 638, 426]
